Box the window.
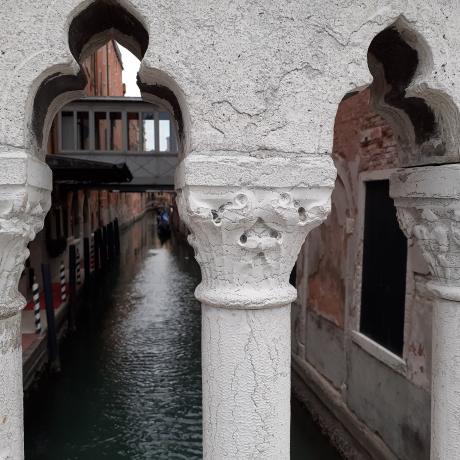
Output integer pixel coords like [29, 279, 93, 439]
[58, 104, 179, 154]
[109, 112, 123, 151]
[76, 111, 89, 150]
[360, 179, 407, 356]
[159, 112, 172, 151]
[142, 112, 155, 151]
[61, 111, 75, 150]
[95, 112, 108, 150]
[127, 112, 140, 151]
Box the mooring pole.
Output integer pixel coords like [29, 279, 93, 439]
[101, 226, 108, 268]
[32, 279, 41, 334]
[59, 260, 67, 304]
[107, 222, 114, 260]
[76, 247, 81, 286]
[41, 263, 60, 371]
[94, 230, 101, 272]
[68, 244, 76, 330]
[84, 236, 91, 284]
[114, 218, 120, 256]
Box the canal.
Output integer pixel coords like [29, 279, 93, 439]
[24, 214, 341, 459]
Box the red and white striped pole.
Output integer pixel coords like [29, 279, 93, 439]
[60, 260, 67, 304]
[76, 247, 81, 286]
[90, 234, 95, 272]
[32, 279, 41, 334]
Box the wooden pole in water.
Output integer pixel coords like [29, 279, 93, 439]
[90, 233, 95, 273]
[32, 279, 41, 334]
[102, 225, 108, 266]
[68, 244, 76, 330]
[84, 236, 91, 284]
[114, 218, 120, 256]
[76, 247, 81, 286]
[41, 263, 60, 371]
[59, 260, 67, 304]
[94, 230, 101, 272]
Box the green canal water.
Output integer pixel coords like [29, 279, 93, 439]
[24, 214, 341, 460]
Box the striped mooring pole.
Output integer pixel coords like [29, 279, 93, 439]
[76, 247, 81, 286]
[90, 235, 95, 272]
[32, 280, 41, 334]
[60, 260, 67, 304]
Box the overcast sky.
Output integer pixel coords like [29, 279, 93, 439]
[119, 43, 141, 97]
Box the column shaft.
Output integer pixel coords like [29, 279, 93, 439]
[431, 298, 460, 459]
[0, 314, 24, 460]
[202, 304, 291, 459]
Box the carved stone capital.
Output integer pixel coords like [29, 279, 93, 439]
[391, 165, 460, 300]
[175, 153, 336, 309]
[0, 149, 52, 318]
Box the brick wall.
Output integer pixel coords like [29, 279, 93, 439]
[302, 88, 400, 327]
[82, 40, 124, 97]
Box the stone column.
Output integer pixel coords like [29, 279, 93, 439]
[391, 164, 460, 460]
[0, 150, 51, 460]
[176, 153, 335, 459]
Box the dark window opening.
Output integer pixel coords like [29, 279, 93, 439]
[360, 179, 407, 356]
[95, 112, 107, 150]
[76, 111, 89, 150]
[61, 111, 75, 150]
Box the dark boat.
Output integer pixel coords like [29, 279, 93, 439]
[157, 209, 171, 242]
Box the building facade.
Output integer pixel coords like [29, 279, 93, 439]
[293, 88, 433, 459]
[1, 1, 460, 459]
[20, 39, 152, 316]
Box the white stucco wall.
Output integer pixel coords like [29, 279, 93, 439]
[0, 1, 458, 160]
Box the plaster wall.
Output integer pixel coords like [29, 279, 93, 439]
[0, 1, 458, 161]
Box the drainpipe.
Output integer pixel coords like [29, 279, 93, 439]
[175, 153, 335, 459]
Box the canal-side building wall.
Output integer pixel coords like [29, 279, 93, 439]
[19, 40, 151, 312]
[292, 88, 434, 459]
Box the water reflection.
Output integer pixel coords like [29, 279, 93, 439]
[24, 213, 340, 459]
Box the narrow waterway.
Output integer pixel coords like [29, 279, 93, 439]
[24, 214, 340, 460]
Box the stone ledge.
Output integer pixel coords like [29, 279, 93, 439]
[175, 153, 336, 189]
[292, 354, 397, 460]
[0, 149, 52, 190]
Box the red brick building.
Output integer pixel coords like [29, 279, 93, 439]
[82, 41, 125, 97]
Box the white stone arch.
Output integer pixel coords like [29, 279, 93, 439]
[26, 0, 190, 160]
[0, 1, 192, 458]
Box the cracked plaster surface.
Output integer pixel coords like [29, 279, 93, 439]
[202, 304, 290, 459]
[0, 315, 23, 460]
[1, 1, 459, 162]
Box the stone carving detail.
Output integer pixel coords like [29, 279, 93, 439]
[177, 186, 332, 309]
[397, 206, 460, 285]
[0, 190, 51, 319]
[391, 165, 460, 293]
[0, 152, 52, 319]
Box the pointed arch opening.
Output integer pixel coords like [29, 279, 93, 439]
[29, 0, 187, 161]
